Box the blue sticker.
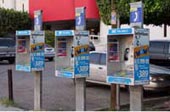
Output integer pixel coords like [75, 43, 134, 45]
[134, 56, 150, 83]
[16, 65, 31, 72]
[74, 54, 89, 77]
[55, 30, 74, 37]
[57, 71, 73, 78]
[108, 28, 133, 35]
[107, 76, 132, 85]
[31, 52, 45, 71]
[16, 30, 31, 36]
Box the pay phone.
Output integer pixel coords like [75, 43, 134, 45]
[16, 30, 45, 72]
[107, 28, 150, 85]
[55, 30, 89, 78]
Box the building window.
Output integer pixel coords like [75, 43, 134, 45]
[22, 3, 24, 12]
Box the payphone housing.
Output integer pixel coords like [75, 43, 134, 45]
[16, 30, 45, 72]
[107, 28, 150, 85]
[55, 30, 89, 78]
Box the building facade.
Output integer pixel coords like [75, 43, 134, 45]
[0, 0, 28, 12]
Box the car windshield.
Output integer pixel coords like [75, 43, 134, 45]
[0, 39, 15, 47]
[90, 52, 170, 75]
[150, 64, 170, 75]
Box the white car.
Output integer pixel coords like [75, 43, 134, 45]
[87, 51, 170, 91]
[45, 44, 55, 61]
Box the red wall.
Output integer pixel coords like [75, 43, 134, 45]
[29, 0, 99, 22]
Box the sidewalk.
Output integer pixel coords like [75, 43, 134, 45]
[0, 104, 23, 111]
[120, 96, 170, 111]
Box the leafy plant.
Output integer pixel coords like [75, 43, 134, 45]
[0, 98, 16, 107]
[96, 0, 170, 26]
[45, 30, 55, 47]
[0, 8, 31, 37]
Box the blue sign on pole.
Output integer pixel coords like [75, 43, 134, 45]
[76, 13, 85, 26]
[130, 1, 143, 27]
[75, 7, 86, 30]
[34, 15, 42, 26]
[130, 7, 143, 23]
[34, 10, 42, 31]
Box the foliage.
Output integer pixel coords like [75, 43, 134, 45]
[96, 0, 112, 25]
[0, 98, 16, 107]
[45, 30, 55, 47]
[96, 0, 170, 26]
[0, 8, 31, 37]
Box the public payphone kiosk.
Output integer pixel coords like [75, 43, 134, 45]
[16, 30, 45, 72]
[55, 30, 89, 78]
[107, 28, 150, 85]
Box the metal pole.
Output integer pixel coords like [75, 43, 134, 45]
[34, 71, 42, 110]
[110, 0, 118, 110]
[75, 78, 86, 111]
[130, 85, 143, 111]
[8, 69, 13, 101]
[33, 10, 43, 111]
[130, 0, 144, 111]
[75, 7, 86, 111]
[115, 13, 120, 111]
[110, 84, 116, 110]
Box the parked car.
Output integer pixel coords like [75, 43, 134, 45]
[150, 39, 170, 65]
[0, 38, 15, 64]
[45, 44, 55, 61]
[86, 51, 170, 91]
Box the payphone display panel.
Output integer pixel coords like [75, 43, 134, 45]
[55, 30, 74, 78]
[16, 30, 31, 72]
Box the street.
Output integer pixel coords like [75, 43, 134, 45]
[0, 61, 169, 111]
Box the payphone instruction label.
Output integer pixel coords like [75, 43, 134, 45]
[74, 45, 89, 77]
[74, 31, 89, 77]
[134, 29, 149, 85]
[31, 31, 45, 71]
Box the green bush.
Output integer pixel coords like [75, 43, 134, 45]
[45, 30, 55, 47]
[0, 8, 31, 37]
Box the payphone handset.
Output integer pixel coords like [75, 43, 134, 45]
[107, 28, 150, 85]
[55, 30, 89, 78]
[16, 30, 45, 72]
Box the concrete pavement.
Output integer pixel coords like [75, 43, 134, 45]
[0, 104, 23, 111]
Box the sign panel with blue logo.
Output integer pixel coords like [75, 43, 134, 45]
[75, 7, 86, 30]
[34, 10, 42, 31]
[134, 29, 150, 85]
[30, 31, 45, 71]
[111, 11, 116, 25]
[16, 30, 45, 72]
[74, 31, 89, 77]
[107, 28, 149, 85]
[130, 1, 143, 27]
[55, 30, 89, 78]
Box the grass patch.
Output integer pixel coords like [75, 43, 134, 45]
[0, 98, 17, 107]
